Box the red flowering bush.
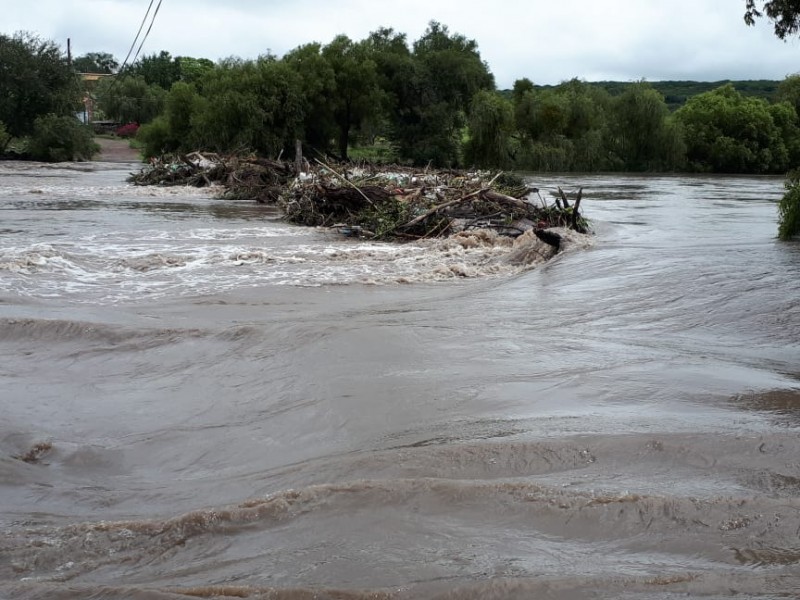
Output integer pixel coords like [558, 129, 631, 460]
[115, 123, 139, 139]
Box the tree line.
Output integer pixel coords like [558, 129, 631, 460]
[3, 13, 800, 178]
[103, 27, 800, 176]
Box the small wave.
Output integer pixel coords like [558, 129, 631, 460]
[0, 245, 75, 274]
[3, 572, 797, 600]
[0, 318, 205, 347]
[6, 477, 799, 579]
[1, 582, 396, 600]
[117, 253, 190, 272]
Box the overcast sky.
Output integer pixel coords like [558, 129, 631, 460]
[4, 0, 800, 87]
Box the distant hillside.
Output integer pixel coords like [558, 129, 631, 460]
[516, 80, 782, 110]
[598, 80, 780, 110]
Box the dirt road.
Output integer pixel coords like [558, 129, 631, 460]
[93, 137, 142, 163]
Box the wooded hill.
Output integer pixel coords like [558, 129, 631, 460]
[518, 80, 781, 111]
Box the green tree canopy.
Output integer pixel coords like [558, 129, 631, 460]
[0, 32, 79, 137]
[676, 83, 788, 173]
[508, 78, 615, 172]
[73, 52, 119, 74]
[95, 75, 166, 123]
[130, 50, 181, 89]
[610, 83, 684, 171]
[776, 74, 800, 118]
[322, 35, 381, 159]
[176, 56, 215, 85]
[27, 114, 98, 162]
[387, 21, 495, 166]
[284, 42, 337, 152]
[189, 57, 305, 156]
[464, 90, 513, 167]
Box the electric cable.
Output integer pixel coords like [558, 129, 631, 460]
[108, 0, 165, 95]
[130, 0, 164, 67]
[116, 0, 155, 76]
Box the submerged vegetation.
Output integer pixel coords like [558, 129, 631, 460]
[778, 169, 800, 240]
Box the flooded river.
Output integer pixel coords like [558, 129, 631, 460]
[1, 161, 799, 599]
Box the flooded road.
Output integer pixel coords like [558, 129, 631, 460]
[1, 161, 799, 599]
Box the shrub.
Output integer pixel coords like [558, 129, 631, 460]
[136, 116, 173, 158]
[778, 169, 800, 240]
[0, 121, 10, 153]
[116, 123, 140, 138]
[27, 114, 99, 162]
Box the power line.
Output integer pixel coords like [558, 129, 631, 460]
[107, 0, 165, 94]
[116, 0, 155, 76]
[130, 0, 164, 67]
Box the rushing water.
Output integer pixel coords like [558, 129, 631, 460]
[1, 160, 799, 599]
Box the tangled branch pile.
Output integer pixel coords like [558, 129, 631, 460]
[128, 154, 589, 241]
[129, 152, 297, 204]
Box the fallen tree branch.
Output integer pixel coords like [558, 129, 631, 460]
[314, 158, 375, 207]
[397, 187, 487, 231]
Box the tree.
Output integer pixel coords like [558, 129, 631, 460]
[164, 81, 201, 147]
[130, 51, 181, 89]
[0, 121, 11, 153]
[27, 114, 98, 162]
[95, 75, 166, 123]
[284, 42, 337, 152]
[412, 21, 494, 111]
[0, 32, 79, 137]
[176, 56, 214, 85]
[776, 74, 800, 118]
[676, 83, 787, 173]
[187, 56, 305, 157]
[778, 168, 800, 239]
[322, 35, 381, 159]
[387, 21, 495, 166]
[769, 99, 800, 165]
[610, 83, 684, 171]
[363, 27, 413, 149]
[464, 90, 513, 167]
[73, 52, 119, 74]
[744, 1, 800, 38]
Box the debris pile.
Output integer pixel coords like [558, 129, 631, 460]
[129, 152, 296, 204]
[128, 154, 589, 242]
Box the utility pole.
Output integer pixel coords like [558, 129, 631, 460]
[67, 38, 72, 67]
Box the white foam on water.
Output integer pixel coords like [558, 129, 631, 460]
[1, 228, 569, 303]
[1, 162, 592, 304]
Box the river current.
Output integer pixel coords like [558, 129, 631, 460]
[1, 160, 799, 599]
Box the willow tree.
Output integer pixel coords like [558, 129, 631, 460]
[745, 1, 800, 38]
[609, 83, 685, 171]
[0, 32, 79, 137]
[284, 42, 337, 153]
[676, 84, 788, 173]
[95, 75, 166, 124]
[464, 90, 513, 167]
[188, 57, 305, 157]
[322, 36, 381, 160]
[380, 21, 494, 166]
[744, 2, 800, 238]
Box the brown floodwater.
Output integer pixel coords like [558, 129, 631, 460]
[1, 161, 799, 599]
